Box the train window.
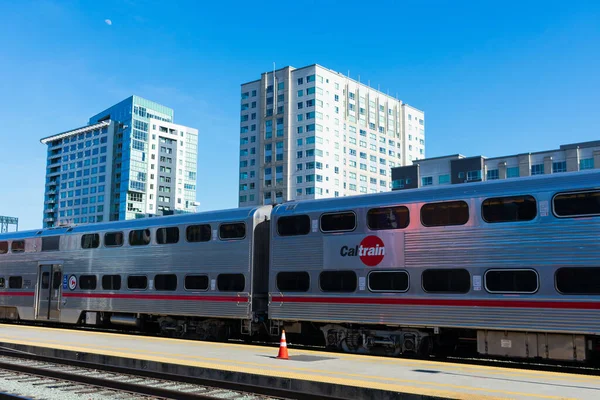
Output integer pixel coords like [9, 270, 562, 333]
[129, 229, 151, 246]
[0, 277, 4, 288]
[11, 240, 25, 253]
[276, 272, 310, 292]
[485, 269, 538, 293]
[156, 227, 180, 244]
[553, 191, 600, 218]
[186, 224, 212, 242]
[127, 275, 148, 290]
[482, 195, 537, 223]
[277, 215, 311, 236]
[79, 275, 97, 290]
[41, 272, 50, 289]
[319, 271, 357, 292]
[53, 271, 61, 289]
[102, 275, 121, 290]
[104, 232, 124, 247]
[155, 274, 177, 291]
[185, 275, 209, 291]
[219, 223, 246, 240]
[367, 206, 410, 230]
[556, 267, 600, 294]
[320, 212, 356, 233]
[421, 201, 469, 227]
[41, 236, 60, 252]
[368, 271, 409, 292]
[217, 274, 245, 292]
[422, 269, 470, 293]
[8, 276, 22, 289]
[0, 242, 7, 254]
[81, 234, 100, 249]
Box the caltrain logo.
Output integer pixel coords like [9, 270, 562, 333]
[340, 235, 385, 267]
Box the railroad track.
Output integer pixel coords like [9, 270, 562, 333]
[0, 351, 334, 400]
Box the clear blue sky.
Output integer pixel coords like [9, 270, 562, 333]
[0, 0, 598, 231]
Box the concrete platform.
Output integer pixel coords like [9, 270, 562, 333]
[0, 324, 599, 399]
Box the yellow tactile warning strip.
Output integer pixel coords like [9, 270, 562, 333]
[0, 324, 592, 400]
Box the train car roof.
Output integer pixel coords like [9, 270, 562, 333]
[0, 205, 272, 241]
[273, 168, 600, 215]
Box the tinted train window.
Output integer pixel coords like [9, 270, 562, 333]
[129, 229, 151, 246]
[277, 215, 311, 236]
[81, 234, 100, 249]
[0, 242, 8, 254]
[42, 236, 60, 251]
[156, 227, 179, 244]
[421, 201, 469, 227]
[368, 271, 409, 292]
[104, 232, 124, 247]
[41, 272, 50, 289]
[422, 269, 470, 293]
[482, 196, 537, 223]
[79, 275, 97, 290]
[320, 271, 357, 292]
[186, 224, 211, 242]
[554, 191, 600, 217]
[320, 212, 356, 232]
[217, 274, 245, 292]
[128, 275, 148, 290]
[277, 272, 310, 292]
[367, 206, 409, 230]
[102, 275, 121, 290]
[0, 278, 5, 288]
[485, 270, 538, 293]
[219, 223, 246, 240]
[155, 274, 177, 291]
[53, 271, 61, 289]
[11, 240, 25, 253]
[9, 276, 22, 289]
[185, 275, 209, 291]
[556, 267, 600, 294]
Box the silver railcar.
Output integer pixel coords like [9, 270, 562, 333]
[269, 169, 600, 361]
[0, 206, 271, 339]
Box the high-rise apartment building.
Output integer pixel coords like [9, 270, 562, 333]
[238, 64, 424, 206]
[41, 96, 198, 228]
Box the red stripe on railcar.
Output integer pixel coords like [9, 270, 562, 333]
[270, 296, 600, 309]
[0, 292, 34, 296]
[62, 292, 247, 302]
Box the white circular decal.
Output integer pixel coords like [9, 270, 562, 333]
[68, 275, 77, 290]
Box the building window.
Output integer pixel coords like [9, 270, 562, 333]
[552, 161, 567, 173]
[486, 169, 499, 180]
[438, 174, 450, 184]
[580, 158, 594, 170]
[531, 164, 544, 175]
[277, 272, 310, 292]
[466, 170, 482, 181]
[506, 166, 520, 178]
[421, 176, 433, 186]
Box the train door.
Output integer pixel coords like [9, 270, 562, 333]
[35, 264, 62, 321]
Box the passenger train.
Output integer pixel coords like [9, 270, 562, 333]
[1, 170, 599, 362]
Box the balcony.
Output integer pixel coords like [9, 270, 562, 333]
[46, 189, 56, 195]
[46, 180, 58, 187]
[43, 217, 55, 223]
[44, 198, 56, 205]
[44, 207, 56, 213]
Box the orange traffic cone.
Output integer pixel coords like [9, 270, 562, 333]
[277, 330, 289, 360]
